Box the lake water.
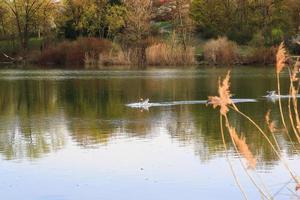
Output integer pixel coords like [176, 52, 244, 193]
[0, 67, 299, 200]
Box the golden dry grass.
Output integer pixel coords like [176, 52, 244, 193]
[203, 37, 238, 65]
[85, 41, 196, 67]
[146, 42, 196, 66]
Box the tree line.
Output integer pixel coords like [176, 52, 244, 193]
[0, 0, 299, 66]
[0, 0, 125, 51]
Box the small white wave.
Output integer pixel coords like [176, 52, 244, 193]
[262, 91, 300, 102]
[126, 99, 257, 110]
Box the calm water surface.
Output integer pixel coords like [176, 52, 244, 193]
[0, 67, 299, 200]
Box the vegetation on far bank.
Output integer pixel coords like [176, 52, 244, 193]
[0, 0, 299, 68]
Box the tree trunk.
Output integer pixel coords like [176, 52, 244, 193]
[0, 18, 6, 35]
[137, 46, 147, 69]
[23, 27, 29, 52]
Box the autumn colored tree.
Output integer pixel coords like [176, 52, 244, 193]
[171, 0, 194, 50]
[122, 0, 153, 68]
[3, 0, 57, 51]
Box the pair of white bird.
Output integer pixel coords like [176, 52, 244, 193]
[128, 91, 300, 110]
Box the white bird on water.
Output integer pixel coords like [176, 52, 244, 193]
[139, 98, 150, 105]
[126, 98, 151, 110]
[265, 91, 279, 98]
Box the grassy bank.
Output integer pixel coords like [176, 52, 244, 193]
[0, 38, 43, 55]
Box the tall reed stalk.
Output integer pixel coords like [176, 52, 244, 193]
[287, 67, 300, 143]
[220, 115, 249, 199]
[275, 43, 296, 148]
[208, 63, 300, 197]
[223, 115, 271, 199]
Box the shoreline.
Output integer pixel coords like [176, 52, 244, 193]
[0, 63, 276, 70]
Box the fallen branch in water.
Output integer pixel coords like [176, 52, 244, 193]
[2, 53, 15, 61]
[0, 52, 24, 64]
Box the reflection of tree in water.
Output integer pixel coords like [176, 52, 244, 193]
[166, 106, 225, 162]
[62, 78, 199, 145]
[0, 72, 298, 164]
[0, 81, 66, 160]
[160, 97, 299, 168]
[0, 115, 67, 160]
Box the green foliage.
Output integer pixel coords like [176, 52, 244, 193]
[58, 0, 127, 39]
[59, 0, 108, 38]
[106, 5, 126, 38]
[249, 32, 265, 47]
[190, 0, 299, 45]
[0, 38, 43, 55]
[190, 0, 231, 38]
[271, 28, 284, 44]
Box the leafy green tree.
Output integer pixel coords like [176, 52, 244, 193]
[60, 0, 123, 39]
[190, 0, 299, 45]
[190, 0, 234, 38]
[105, 4, 126, 39]
[80, 0, 108, 37]
[286, 0, 300, 33]
[59, 0, 88, 39]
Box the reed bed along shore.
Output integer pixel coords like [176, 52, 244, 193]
[202, 37, 278, 66]
[146, 43, 196, 66]
[208, 42, 300, 199]
[32, 36, 286, 68]
[37, 38, 196, 68]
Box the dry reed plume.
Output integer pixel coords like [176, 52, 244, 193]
[219, 116, 249, 199]
[288, 59, 300, 138]
[275, 43, 300, 148]
[208, 71, 232, 116]
[275, 42, 291, 141]
[276, 42, 287, 73]
[210, 72, 265, 199]
[227, 125, 257, 169]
